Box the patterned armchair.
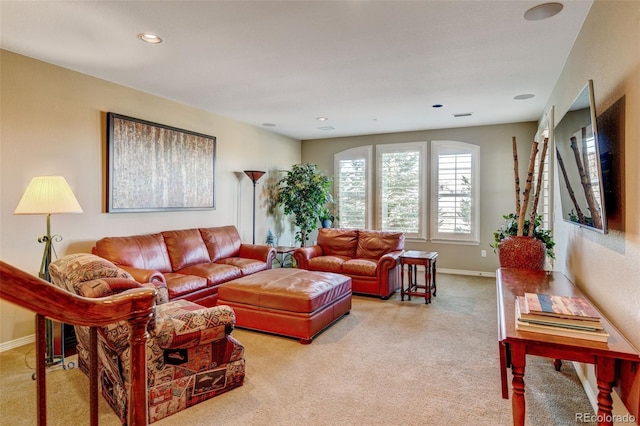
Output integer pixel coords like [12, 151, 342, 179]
[49, 253, 245, 424]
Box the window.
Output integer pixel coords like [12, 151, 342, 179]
[334, 146, 372, 229]
[430, 140, 480, 243]
[535, 108, 553, 231]
[376, 142, 427, 239]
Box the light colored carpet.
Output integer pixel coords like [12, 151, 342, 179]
[0, 273, 596, 425]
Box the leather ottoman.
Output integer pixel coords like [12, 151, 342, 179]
[217, 268, 352, 344]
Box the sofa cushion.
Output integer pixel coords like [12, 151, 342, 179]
[307, 255, 350, 273]
[317, 228, 358, 257]
[162, 229, 210, 270]
[163, 272, 208, 299]
[342, 259, 378, 277]
[200, 226, 242, 262]
[94, 233, 173, 273]
[177, 263, 242, 286]
[356, 230, 405, 259]
[215, 257, 266, 275]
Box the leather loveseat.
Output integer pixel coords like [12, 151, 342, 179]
[293, 228, 404, 299]
[93, 225, 276, 307]
[49, 253, 245, 424]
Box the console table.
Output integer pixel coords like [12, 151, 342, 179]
[497, 268, 640, 425]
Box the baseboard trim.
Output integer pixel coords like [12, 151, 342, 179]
[431, 268, 496, 278]
[0, 334, 34, 353]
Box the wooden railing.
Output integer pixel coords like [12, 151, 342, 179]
[0, 260, 157, 426]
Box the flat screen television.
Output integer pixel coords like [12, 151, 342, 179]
[554, 80, 608, 233]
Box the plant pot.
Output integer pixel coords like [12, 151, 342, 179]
[498, 236, 546, 270]
[321, 219, 332, 228]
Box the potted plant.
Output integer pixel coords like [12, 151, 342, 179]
[491, 213, 555, 259]
[277, 163, 332, 246]
[493, 137, 555, 270]
[318, 200, 338, 228]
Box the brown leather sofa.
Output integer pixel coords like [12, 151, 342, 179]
[293, 228, 404, 299]
[93, 225, 276, 307]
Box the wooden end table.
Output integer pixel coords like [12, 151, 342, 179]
[400, 250, 438, 304]
[273, 246, 297, 268]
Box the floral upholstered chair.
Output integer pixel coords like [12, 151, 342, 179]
[49, 253, 245, 424]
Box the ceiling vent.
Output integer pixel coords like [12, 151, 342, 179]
[453, 113, 472, 117]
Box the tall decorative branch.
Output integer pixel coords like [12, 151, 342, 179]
[528, 138, 548, 236]
[512, 137, 521, 216]
[556, 147, 587, 224]
[517, 141, 539, 236]
[570, 134, 602, 228]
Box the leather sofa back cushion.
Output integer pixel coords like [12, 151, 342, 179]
[95, 234, 173, 272]
[318, 228, 358, 257]
[200, 226, 242, 262]
[356, 230, 405, 259]
[162, 229, 211, 270]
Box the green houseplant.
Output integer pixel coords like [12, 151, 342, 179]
[318, 200, 338, 228]
[277, 163, 332, 246]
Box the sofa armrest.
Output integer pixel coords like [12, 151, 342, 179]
[293, 246, 324, 269]
[377, 250, 403, 273]
[239, 244, 276, 266]
[119, 265, 166, 286]
[155, 302, 236, 349]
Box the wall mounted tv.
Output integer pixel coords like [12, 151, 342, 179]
[554, 80, 608, 233]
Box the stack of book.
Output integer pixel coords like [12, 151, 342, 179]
[515, 292, 609, 342]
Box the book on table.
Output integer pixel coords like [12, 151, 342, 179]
[523, 292, 601, 320]
[515, 297, 609, 343]
[516, 296, 604, 330]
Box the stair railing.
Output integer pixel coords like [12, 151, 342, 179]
[0, 260, 157, 426]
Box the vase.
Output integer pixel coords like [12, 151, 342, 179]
[498, 236, 546, 270]
[321, 219, 332, 228]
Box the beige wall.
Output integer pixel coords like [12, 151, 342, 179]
[546, 0, 640, 349]
[0, 50, 300, 345]
[302, 123, 538, 274]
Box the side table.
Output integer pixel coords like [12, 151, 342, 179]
[400, 250, 438, 304]
[273, 246, 297, 268]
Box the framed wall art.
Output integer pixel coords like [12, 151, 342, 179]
[107, 113, 216, 212]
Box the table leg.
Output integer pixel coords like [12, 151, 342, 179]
[407, 264, 413, 301]
[595, 357, 616, 426]
[400, 263, 405, 301]
[424, 261, 430, 304]
[432, 259, 437, 297]
[510, 344, 526, 426]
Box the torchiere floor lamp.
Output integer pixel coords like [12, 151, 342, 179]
[243, 170, 265, 244]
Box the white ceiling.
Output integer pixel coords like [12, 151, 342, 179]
[0, 1, 593, 140]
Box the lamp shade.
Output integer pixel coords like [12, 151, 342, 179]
[14, 176, 83, 215]
[244, 170, 266, 183]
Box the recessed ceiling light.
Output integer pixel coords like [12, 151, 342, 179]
[432, 104, 444, 108]
[137, 33, 163, 44]
[514, 94, 535, 100]
[524, 3, 563, 21]
[316, 117, 328, 121]
[262, 123, 276, 127]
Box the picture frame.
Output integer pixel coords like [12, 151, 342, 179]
[107, 112, 216, 212]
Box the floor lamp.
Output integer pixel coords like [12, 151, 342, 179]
[243, 170, 265, 244]
[14, 176, 83, 369]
